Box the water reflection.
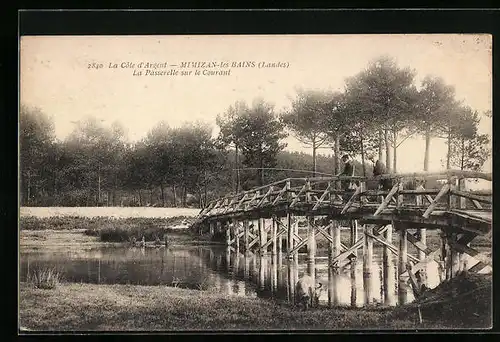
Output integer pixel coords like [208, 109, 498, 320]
[20, 244, 491, 308]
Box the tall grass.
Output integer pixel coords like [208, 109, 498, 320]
[26, 267, 62, 290]
[20, 216, 191, 231]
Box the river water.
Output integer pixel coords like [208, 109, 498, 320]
[19, 244, 491, 308]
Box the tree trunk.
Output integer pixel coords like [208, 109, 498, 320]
[198, 187, 203, 208]
[182, 185, 187, 207]
[312, 142, 317, 178]
[460, 138, 465, 170]
[259, 156, 264, 186]
[334, 134, 340, 174]
[424, 130, 431, 171]
[235, 145, 240, 194]
[97, 166, 101, 207]
[446, 129, 452, 170]
[150, 188, 154, 205]
[360, 135, 366, 177]
[392, 129, 398, 173]
[384, 128, 391, 173]
[378, 129, 383, 161]
[27, 170, 31, 206]
[138, 189, 142, 206]
[160, 183, 165, 207]
[172, 185, 177, 207]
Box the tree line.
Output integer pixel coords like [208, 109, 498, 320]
[20, 56, 490, 207]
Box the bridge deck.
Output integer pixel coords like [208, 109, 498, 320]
[195, 171, 492, 236]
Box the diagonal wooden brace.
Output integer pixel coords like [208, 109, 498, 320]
[422, 183, 450, 218]
[341, 186, 362, 214]
[373, 182, 400, 216]
[312, 183, 332, 211]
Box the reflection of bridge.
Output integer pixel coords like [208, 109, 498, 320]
[193, 170, 492, 302]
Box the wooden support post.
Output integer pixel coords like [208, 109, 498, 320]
[259, 255, 267, 290]
[244, 219, 250, 252]
[277, 217, 283, 256]
[398, 223, 407, 278]
[209, 221, 214, 236]
[417, 227, 427, 287]
[258, 218, 265, 255]
[364, 224, 373, 275]
[350, 257, 358, 307]
[271, 253, 278, 294]
[383, 223, 395, 306]
[226, 222, 231, 246]
[307, 216, 316, 262]
[287, 213, 293, 258]
[450, 233, 461, 278]
[234, 220, 240, 251]
[458, 178, 467, 209]
[363, 224, 374, 305]
[287, 259, 295, 304]
[270, 216, 277, 256]
[351, 220, 358, 258]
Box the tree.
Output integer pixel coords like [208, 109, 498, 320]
[226, 98, 288, 187]
[448, 106, 491, 171]
[19, 105, 56, 205]
[343, 56, 419, 173]
[415, 76, 457, 171]
[216, 100, 249, 193]
[281, 89, 332, 177]
[64, 116, 127, 206]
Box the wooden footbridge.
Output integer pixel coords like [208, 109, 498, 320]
[192, 170, 492, 300]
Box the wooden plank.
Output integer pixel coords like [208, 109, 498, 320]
[256, 186, 274, 207]
[449, 189, 492, 204]
[373, 182, 400, 216]
[468, 261, 488, 273]
[235, 194, 248, 210]
[341, 185, 362, 214]
[400, 248, 442, 277]
[312, 182, 332, 211]
[406, 231, 433, 255]
[448, 242, 491, 266]
[272, 184, 288, 205]
[406, 263, 422, 298]
[422, 183, 450, 218]
[331, 237, 364, 264]
[366, 231, 419, 263]
[472, 200, 483, 209]
[290, 183, 307, 207]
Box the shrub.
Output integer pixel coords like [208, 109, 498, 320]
[27, 267, 62, 290]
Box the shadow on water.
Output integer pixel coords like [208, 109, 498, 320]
[20, 243, 491, 308]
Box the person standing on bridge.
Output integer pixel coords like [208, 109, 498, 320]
[369, 155, 391, 191]
[337, 155, 355, 200]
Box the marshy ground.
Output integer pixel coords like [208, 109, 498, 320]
[18, 215, 493, 332]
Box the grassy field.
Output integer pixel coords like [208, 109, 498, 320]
[19, 271, 492, 331]
[20, 206, 201, 219]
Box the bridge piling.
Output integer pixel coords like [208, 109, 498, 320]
[363, 224, 374, 305]
[350, 220, 359, 258]
[287, 213, 294, 259]
[271, 216, 277, 256]
[244, 219, 249, 253]
[195, 170, 491, 308]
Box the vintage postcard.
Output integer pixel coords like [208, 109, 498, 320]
[19, 33, 492, 332]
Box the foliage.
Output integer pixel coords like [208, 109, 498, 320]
[27, 267, 62, 290]
[281, 89, 332, 175]
[448, 107, 491, 171]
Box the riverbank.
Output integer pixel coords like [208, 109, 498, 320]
[19, 271, 492, 331]
[19, 216, 226, 247]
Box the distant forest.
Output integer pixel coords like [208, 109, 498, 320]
[20, 56, 491, 208]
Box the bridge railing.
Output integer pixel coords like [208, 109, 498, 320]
[196, 170, 492, 222]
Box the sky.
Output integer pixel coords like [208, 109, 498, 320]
[20, 34, 492, 177]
